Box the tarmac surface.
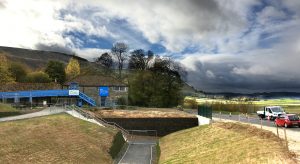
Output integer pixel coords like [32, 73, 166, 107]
[118, 137, 157, 164]
[213, 113, 300, 132]
[0, 107, 65, 122]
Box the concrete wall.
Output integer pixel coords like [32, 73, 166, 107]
[103, 117, 199, 136]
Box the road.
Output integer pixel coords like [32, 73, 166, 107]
[213, 113, 300, 132]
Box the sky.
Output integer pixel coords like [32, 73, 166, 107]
[0, 0, 300, 93]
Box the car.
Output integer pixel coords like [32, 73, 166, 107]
[275, 114, 300, 128]
[257, 106, 286, 120]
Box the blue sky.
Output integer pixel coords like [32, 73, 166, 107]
[0, 0, 300, 92]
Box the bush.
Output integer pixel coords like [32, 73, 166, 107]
[109, 131, 126, 159]
[116, 96, 128, 105]
[24, 71, 51, 83]
[183, 98, 198, 109]
[8, 62, 29, 82]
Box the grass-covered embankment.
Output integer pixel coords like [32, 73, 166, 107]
[0, 103, 21, 117]
[159, 122, 296, 164]
[0, 114, 119, 163]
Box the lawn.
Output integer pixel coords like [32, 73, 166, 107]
[0, 103, 21, 117]
[0, 103, 19, 112]
[159, 122, 296, 164]
[0, 114, 118, 163]
[0, 103, 43, 118]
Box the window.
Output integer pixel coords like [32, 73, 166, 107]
[113, 86, 127, 92]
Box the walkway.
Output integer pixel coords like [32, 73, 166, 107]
[118, 137, 157, 164]
[0, 107, 65, 122]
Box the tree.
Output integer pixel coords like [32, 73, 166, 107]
[24, 71, 51, 83]
[96, 52, 113, 69]
[128, 49, 154, 70]
[45, 61, 66, 84]
[111, 42, 128, 78]
[0, 54, 14, 84]
[65, 58, 80, 80]
[128, 56, 183, 107]
[8, 62, 28, 82]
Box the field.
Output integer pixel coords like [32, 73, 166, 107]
[0, 114, 118, 163]
[186, 97, 300, 114]
[159, 122, 296, 164]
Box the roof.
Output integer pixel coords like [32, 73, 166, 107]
[0, 83, 61, 92]
[65, 75, 126, 87]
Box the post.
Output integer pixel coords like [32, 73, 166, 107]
[229, 112, 232, 117]
[284, 127, 288, 149]
[276, 125, 279, 137]
[260, 119, 263, 129]
[219, 111, 221, 121]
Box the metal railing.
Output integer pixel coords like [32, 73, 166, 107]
[66, 105, 130, 136]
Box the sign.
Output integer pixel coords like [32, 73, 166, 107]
[69, 90, 79, 96]
[99, 86, 109, 97]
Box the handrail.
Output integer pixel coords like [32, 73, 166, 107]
[67, 105, 130, 135]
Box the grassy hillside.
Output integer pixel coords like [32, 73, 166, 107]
[0, 46, 88, 69]
[159, 122, 295, 164]
[0, 114, 118, 163]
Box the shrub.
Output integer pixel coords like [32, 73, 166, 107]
[183, 98, 198, 109]
[116, 96, 128, 105]
[109, 131, 126, 159]
[25, 71, 51, 83]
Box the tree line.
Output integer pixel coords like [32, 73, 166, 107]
[95, 42, 184, 108]
[0, 53, 80, 85]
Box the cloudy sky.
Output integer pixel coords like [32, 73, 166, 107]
[0, 0, 300, 93]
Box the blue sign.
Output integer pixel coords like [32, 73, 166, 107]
[99, 86, 109, 97]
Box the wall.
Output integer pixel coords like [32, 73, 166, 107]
[103, 117, 198, 136]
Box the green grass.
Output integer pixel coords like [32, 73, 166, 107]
[0, 103, 21, 118]
[0, 114, 119, 163]
[159, 122, 295, 164]
[186, 97, 300, 114]
[0, 103, 18, 112]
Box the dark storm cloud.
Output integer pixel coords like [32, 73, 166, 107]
[35, 43, 74, 55]
[183, 47, 300, 93]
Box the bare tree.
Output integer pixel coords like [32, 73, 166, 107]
[111, 42, 128, 78]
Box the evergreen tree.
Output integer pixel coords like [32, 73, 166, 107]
[45, 61, 66, 84]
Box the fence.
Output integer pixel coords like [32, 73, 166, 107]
[214, 112, 291, 150]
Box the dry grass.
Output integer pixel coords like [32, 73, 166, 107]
[159, 122, 296, 164]
[0, 114, 118, 163]
[93, 108, 195, 118]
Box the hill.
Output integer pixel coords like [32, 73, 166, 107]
[159, 122, 296, 163]
[0, 46, 88, 69]
[0, 114, 119, 163]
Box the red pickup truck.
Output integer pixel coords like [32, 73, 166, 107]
[275, 114, 300, 128]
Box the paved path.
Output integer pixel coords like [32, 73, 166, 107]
[0, 107, 66, 122]
[118, 138, 157, 164]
